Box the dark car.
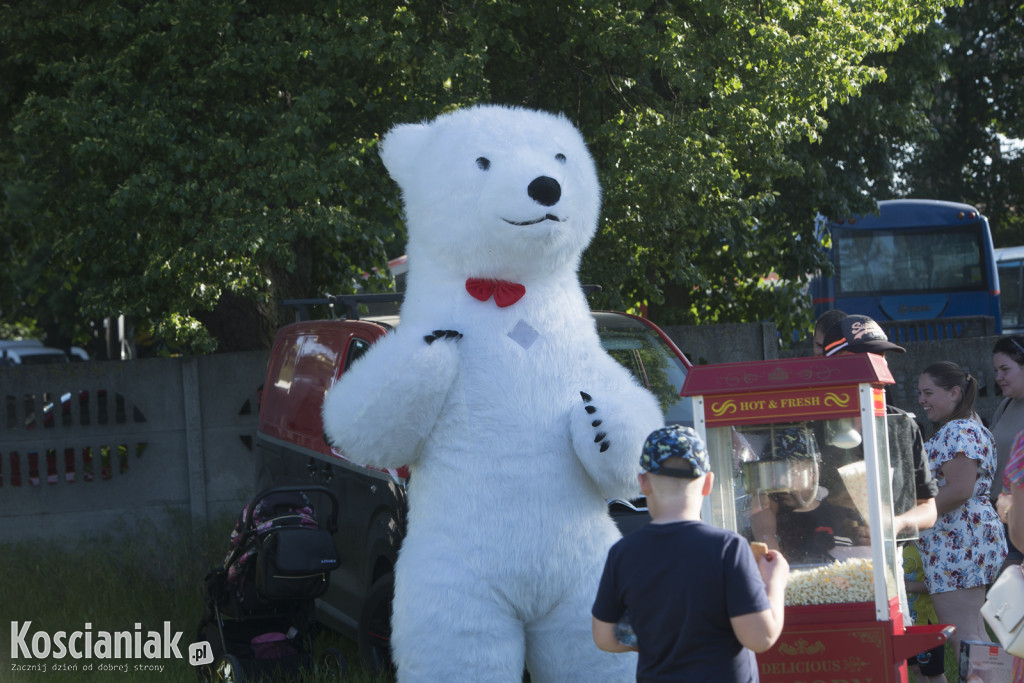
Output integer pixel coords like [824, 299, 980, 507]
[255, 295, 692, 674]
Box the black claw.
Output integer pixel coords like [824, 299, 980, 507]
[599, 441, 610, 453]
[424, 329, 462, 345]
[580, 391, 593, 402]
[585, 405, 596, 414]
[592, 419, 602, 428]
[594, 431, 607, 443]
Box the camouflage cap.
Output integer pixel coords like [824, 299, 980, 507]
[640, 425, 710, 478]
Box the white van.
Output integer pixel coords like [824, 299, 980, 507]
[0, 340, 82, 366]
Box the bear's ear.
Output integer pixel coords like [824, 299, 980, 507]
[379, 121, 431, 185]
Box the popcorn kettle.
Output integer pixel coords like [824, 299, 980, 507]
[738, 423, 820, 509]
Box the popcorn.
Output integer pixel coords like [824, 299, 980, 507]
[785, 558, 876, 606]
[837, 461, 869, 522]
[837, 460, 895, 524]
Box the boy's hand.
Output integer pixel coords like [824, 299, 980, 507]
[733, 549, 790, 653]
[757, 549, 790, 589]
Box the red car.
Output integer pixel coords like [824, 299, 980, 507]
[256, 294, 692, 675]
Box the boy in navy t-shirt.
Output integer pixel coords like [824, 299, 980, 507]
[592, 426, 789, 682]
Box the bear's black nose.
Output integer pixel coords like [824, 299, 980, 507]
[528, 176, 561, 207]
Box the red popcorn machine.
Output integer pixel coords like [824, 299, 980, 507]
[681, 354, 952, 683]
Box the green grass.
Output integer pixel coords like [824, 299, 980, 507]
[0, 512, 386, 682]
[3, 512, 986, 683]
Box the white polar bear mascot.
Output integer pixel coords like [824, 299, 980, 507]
[322, 104, 664, 682]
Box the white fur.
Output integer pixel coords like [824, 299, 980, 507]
[322, 105, 663, 682]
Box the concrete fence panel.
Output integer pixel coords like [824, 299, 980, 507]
[883, 336, 1004, 433]
[0, 352, 267, 543]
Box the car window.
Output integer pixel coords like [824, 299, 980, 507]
[15, 351, 69, 365]
[345, 338, 372, 371]
[598, 325, 693, 427]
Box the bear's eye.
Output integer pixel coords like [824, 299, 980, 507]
[476, 157, 491, 171]
[555, 153, 567, 164]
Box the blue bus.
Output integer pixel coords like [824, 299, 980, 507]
[810, 199, 1002, 340]
[996, 245, 1024, 332]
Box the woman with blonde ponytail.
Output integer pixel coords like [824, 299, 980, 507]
[915, 361, 1007, 661]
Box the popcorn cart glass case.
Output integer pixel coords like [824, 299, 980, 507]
[681, 355, 950, 683]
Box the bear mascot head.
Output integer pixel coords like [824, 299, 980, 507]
[323, 104, 664, 682]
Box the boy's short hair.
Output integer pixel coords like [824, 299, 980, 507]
[640, 425, 710, 478]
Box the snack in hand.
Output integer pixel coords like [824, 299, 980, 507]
[750, 541, 769, 560]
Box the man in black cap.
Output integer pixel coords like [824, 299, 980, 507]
[822, 317, 942, 675]
[812, 309, 848, 356]
[820, 314, 937, 536]
[822, 314, 906, 357]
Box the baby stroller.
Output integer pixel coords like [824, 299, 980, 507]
[197, 485, 347, 682]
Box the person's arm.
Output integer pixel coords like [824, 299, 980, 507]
[894, 497, 937, 535]
[899, 416, 938, 533]
[1011, 484, 1024, 550]
[749, 496, 780, 550]
[934, 454, 977, 517]
[1003, 431, 1024, 548]
[730, 550, 789, 653]
[592, 617, 637, 653]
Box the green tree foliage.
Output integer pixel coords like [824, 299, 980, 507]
[1, 1, 415, 352]
[758, 18, 954, 333]
[0, 0, 952, 353]
[895, 0, 1024, 247]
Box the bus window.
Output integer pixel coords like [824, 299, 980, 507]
[835, 226, 986, 295]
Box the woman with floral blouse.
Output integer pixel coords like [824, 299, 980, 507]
[915, 361, 1007, 661]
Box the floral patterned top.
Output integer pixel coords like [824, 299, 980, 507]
[915, 419, 1007, 593]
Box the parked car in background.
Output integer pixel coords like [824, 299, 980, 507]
[1, 341, 107, 488]
[0, 339, 89, 366]
[255, 293, 693, 675]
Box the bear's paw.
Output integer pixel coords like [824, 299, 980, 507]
[423, 329, 463, 345]
[580, 391, 611, 453]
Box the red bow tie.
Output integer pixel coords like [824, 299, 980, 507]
[465, 278, 526, 307]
